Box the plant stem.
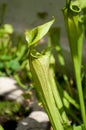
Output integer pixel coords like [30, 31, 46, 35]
[73, 58, 86, 128]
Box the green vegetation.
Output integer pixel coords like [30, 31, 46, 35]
[0, 100, 29, 119]
[25, 0, 86, 130]
[0, 23, 32, 89]
[0, 0, 86, 130]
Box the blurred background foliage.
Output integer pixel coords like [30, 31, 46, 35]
[0, 23, 32, 89]
[0, 3, 33, 130]
[0, 3, 32, 90]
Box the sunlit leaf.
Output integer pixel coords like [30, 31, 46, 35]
[0, 125, 4, 130]
[0, 24, 13, 37]
[4, 24, 13, 34]
[25, 18, 55, 47]
[29, 50, 65, 130]
[73, 124, 84, 130]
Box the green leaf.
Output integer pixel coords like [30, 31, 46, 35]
[29, 50, 65, 130]
[4, 24, 13, 34]
[0, 24, 13, 37]
[25, 18, 55, 47]
[16, 45, 26, 61]
[73, 124, 85, 130]
[0, 125, 4, 130]
[0, 62, 4, 69]
[1, 55, 12, 61]
[6, 60, 20, 71]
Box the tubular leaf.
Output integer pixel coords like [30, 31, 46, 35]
[29, 51, 64, 130]
[63, 4, 86, 128]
